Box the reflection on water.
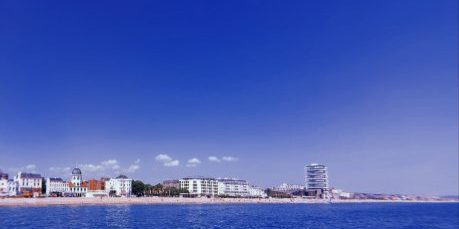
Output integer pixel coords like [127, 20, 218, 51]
[104, 205, 132, 228]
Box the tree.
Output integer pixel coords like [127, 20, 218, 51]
[265, 188, 273, 197]
[144, 184, 153, 196]
[132, 180, 145, 197]
[151, 183, 163, 196]
[41, 177, 46, 195]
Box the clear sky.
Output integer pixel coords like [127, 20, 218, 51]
[0, 1, 457, 195]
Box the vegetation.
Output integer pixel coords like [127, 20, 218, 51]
[265, 188, 292, 198]
[132, 180, 146, 197]
[41, 177, 47, 194]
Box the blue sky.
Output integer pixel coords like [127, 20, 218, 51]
[0, 1, 457, 195]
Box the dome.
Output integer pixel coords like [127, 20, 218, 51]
[72, 168, 82, 175]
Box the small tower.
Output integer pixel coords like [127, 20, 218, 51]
[71, 168, 82, 186]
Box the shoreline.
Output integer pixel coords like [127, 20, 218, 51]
[0, 197, 457, 207]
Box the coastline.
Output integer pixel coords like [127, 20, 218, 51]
[0, 197, 456, 207]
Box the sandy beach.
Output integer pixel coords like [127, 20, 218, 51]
[0, 197, 456, 207]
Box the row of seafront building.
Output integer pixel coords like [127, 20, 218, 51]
[0, 168, 133, 198]
[1, 163, 335, 199]
[162, 177, 266, 198]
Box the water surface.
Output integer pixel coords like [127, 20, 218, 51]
[1, 203, 458, 228]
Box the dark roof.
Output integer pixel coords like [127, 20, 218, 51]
[0, 172, 8, 179]
[49, 177, 64, 182]
[72, 168, 82, 175]
[20, 173, 41, 179]
[116, 175, 128, 179]
[182, 176, 216, 180]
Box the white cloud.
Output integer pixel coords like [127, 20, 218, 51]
[164, 160, 180, 167]
[124, 159, 141, 173]
[222, 156, 238, 162]
[186, 158, 201, 167]
[125, 164, 140, 173]
[25, 164, 36, 170]
[208, 156, 239, 162]
[155, 154, 180, 167]
[7, 164, 38, 173]
[101, 159, 120, 170]
[49, 167, 71, 174]
[155, 154, 172, 162]
[80, 163, 104, 172]
[208, 156, 221, 162]
[78, 159, 121, 173]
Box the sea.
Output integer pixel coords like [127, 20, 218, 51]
[0, 203, 458, 228]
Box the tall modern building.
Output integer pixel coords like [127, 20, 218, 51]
[305, 163, 329, 199]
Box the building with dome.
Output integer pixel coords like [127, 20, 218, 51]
[68, 167, 87, 197]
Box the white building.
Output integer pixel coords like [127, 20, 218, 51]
[105, 175, 132, 197]
[179, 177, 219, 197]
[14, 172, 42, 197]
[1, 173, 19, 197]
[217, 178, 250, 197]
[46, 177, 69, 196]
[0, 172, 11, 197]
[330, 188, 352, 199]
[68, 168, 87, 197]
[272, 183, 305, 194]
[248, 185, 267, 198]
[305, 163, 329, 198]
[7, 180, 19, 196]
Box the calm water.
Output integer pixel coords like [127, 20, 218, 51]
[0, 203, 458, 228]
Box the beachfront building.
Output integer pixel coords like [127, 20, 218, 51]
[179, 177, 219, 197]
[0, 172, 15, 197]
[0, 172, 8, 196]
[86, 178, 109, 197]
[1, 173, 19, 197]
[162, 180, 180, 189]
[105, 175, 132, 197]
[272, 183, 305, 194]
[68, 168, 87, 197]
[217, 178, 250, 197]
[305, 163, 329, 199]
[14, 172, 42, 197]
[330, 188, 352, 199]
[7, 179, 19, 196]
[46, 177, 69, 197]
[248, 185, 267, 198]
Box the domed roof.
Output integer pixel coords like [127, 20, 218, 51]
[72, 168, 82, 175]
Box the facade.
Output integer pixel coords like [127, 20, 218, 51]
[248, 185, 267, 198]
[7, 180, 19, 196]
[179, 177, 219, 197]
[330, 188, 352, 199]
[272, 183, 305, 194]
[46, 177, 69, 196]
[162, 180, 180, 189]
[68, 168, 87, 197]
[0, 172, 8, 196]
[0, 172, 17, 197]
[217, 178, 250, 197]
[305, 163, 329, 199]
[88, 179, 106, 191]
[86, 178, 108, 197]
[14, 172, 42, 197]
[105, 175, 132, 197]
